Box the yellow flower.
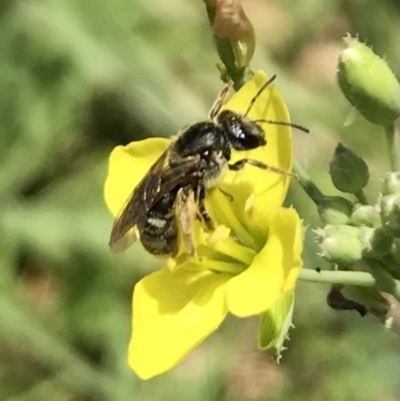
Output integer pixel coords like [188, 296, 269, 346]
[104, 71, 303, 379]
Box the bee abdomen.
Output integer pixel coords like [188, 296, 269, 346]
[138, 192, 179, 256]
[140, 217, 177, 255]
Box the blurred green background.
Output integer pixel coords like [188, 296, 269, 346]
[0, 0, 398, 400]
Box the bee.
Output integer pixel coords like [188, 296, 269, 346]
[109, 75, 308, 256]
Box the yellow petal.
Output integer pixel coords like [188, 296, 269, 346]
[104, 138, 170, 216]
[129, 268, 230, 379]
[226, 208, 302, 317]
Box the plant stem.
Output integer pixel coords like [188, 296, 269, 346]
[293, 159, 325, 205]
[299, 268, 400, 300]
[355, 189, 368, 204]
[384, 124, 400, 171]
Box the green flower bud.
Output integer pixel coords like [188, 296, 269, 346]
[316, 225, 363, 265]
[212, 0, 255, 69]
[205, 0, 255, 88]
[318, 196, 353, 225]
[382, 172, 400, 196]
[380, 194, 400, 237]
[351, 204, 381, 227]
[258, 292, 294, 359]
[360, 226, 393, 257]
[329, 143, 369, 194]
[337, 35, 400, 125]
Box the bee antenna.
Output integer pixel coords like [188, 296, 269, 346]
[253, 119, 310, 134]
[243, 74, 277, 117]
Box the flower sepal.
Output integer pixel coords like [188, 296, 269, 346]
[318, 195, 353, 225]
[351, 204, 381, 228]
[316, 225, 363, 266]
[257, 291, 295, 359]
[329, 143, 369, 194]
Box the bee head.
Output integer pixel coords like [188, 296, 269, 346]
[217, 110, 266, 151]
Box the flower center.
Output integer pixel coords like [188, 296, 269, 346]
[170, 185, 269, 275]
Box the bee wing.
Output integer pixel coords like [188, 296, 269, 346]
[109, 227, 139, 254]
[109, 147, 170, 253]
[109, 150, 203, 253]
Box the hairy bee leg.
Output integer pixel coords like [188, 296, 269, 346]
[209, 82, 232, 119]
[228, 158, 293, 177]
[218, 187, 234, 202]
[176, 187, 197, 255]
[197, 186, 216, 231]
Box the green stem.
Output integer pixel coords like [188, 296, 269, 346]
[293, 159, 325, 205]
[384, 124, 400, 171]
[299, 268, 400, 300]
[355, 189, 368, 204]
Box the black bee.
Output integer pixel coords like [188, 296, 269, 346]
[109, 75, 308, 256]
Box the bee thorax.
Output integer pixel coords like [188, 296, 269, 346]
[204, 151, 228, 188]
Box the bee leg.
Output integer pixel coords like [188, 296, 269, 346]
[218, 187, 234, 202]
[208, 82, 232, 119]
[228, 159, 293, 177]
[197, 186, 216, 231]
[176, 187, 197, 255]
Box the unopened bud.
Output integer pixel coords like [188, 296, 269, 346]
[380, 194, 400, 237]
[382, 172, 400, 196]
[317, 225, 363, 265]
[318, 196, 353, 225]
[351, 204, 381, 227]
[206, 0, 255, 81]
[329, 143, 369, 194]
[360, 226, 393, 258]
[337, 35, 400, 125]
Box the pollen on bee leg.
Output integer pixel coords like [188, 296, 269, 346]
[176, 187, 198, 257]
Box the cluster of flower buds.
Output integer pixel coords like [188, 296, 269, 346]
[316, 169, 400, 272]
[314, 36, 399, 317]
